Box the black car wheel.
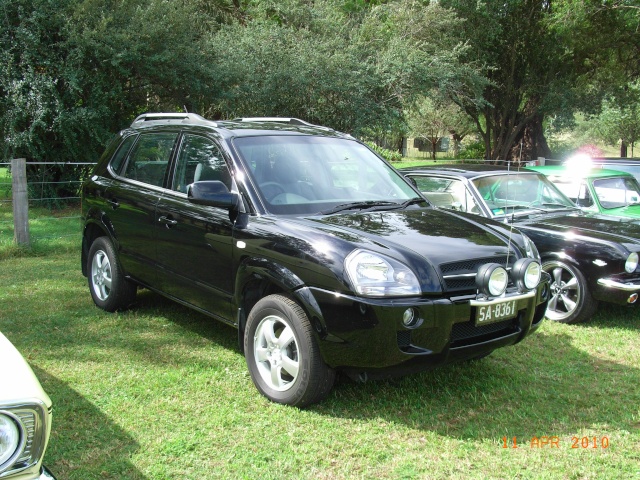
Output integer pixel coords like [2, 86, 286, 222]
[244, 294, 335, 407]
[87, 236, 137, 312]
[542, 259, 597, 324]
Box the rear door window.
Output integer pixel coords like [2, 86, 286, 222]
[121, 133, 179, 187]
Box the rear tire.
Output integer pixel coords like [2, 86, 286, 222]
[244, 294, 335, 407]
[87, 236, 137, 312]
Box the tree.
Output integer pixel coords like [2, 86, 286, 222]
[442, 0, 640, 161]
[0, 0, 220, 165]
[588, 85, 640, 157]
[406, 95, 473, 159]
[206, 0, 486, 139]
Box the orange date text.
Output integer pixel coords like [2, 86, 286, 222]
[502, 436, 609, 449]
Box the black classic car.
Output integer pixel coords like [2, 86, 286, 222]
[402, 164, 640, 324]
[81, 114, 549, 406]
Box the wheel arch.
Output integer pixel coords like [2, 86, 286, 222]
[82, 219, 115, 277]
[234, 257, 328, 353]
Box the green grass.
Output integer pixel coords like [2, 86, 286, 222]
[0, 167, 81, 259]
[1, 165, 639, 478]
[1, 241, 639, 479]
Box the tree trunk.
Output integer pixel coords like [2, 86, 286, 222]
[507, 113, 551, 163]
[621, 140, 628, 157]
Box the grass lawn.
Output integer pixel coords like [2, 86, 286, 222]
[0, 240, 639, 479]
[1, 163, 639, 478]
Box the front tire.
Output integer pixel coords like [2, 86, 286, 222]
[542, 259, 597, 324]
[244, 294, 335, 407]
[87, 236, 137, 312]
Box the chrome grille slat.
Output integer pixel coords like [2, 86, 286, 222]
[440, 256, 515, 292]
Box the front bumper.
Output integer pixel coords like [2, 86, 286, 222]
[309, 273, 550, 375]
[596, 276, 640, 305]
[40, 466, 57, 480]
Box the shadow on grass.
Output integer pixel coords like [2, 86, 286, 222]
[588, 302, 640, 331]
[314, 327, 640, 440]
[130, 291, 640, 441]
[33, 367, 146, 480]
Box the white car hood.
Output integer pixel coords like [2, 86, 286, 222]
[0, 332, 52, 407]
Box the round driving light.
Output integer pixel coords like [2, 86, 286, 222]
[402, 308, 419, 328]
[512, 258, 542, 291]
[0, 413, 20, 466]
[625, 252, 639, 273]
[476, 263, 508, 297]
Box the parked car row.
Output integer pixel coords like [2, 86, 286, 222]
[401, 164, 640, 325]
[81, 114, 550, 407]
[79, 113, 639, 406]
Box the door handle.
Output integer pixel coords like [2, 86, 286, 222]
[106, 198, 119, 209]
[158, 215, 178, 226]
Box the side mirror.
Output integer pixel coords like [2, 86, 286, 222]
[188, 180, 240, 210]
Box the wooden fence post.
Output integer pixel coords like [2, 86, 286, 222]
[11, 158, 30, 247]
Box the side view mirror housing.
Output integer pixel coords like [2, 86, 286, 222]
[188, 181, 240, 210]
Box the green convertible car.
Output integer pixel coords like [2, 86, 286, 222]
[528, 165, 640, 220]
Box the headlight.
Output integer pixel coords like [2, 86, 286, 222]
[345, 249, 421, 297]
[625, 252, 639, 273]
[476, 263, 508, 297]
[512, 258, 541, 291]
[0, 406, 48, 476]
[521, 233, 540, 261]
[0, 412, 21, 467]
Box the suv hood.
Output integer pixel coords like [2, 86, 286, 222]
[305, 208, 522, 267]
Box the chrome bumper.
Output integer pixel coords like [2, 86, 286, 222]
[597, 278, 640, 291]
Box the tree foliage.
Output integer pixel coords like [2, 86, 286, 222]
[1, 0, 639, 171]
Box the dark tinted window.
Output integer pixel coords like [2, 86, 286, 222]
[109, 135, 137, 175]
[122, 133, 178, 187]
[172, 135, 231, 193]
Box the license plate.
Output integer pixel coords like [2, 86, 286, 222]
[475, 300, 517, 325]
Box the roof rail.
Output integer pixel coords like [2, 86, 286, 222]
[130, 112, 209, 127]
[233, 117, 314, 126]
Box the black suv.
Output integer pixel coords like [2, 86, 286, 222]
[81, 113, 549, 406]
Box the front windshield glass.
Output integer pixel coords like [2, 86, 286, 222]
[233, 135, 419, 214]
[593, 177, 640, 209]
[471, 173, 576, 217]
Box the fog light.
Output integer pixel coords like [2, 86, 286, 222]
[512, 258, 541, 291]
[402, 308, 420, 328]
[476, 263, 508, 297]
[628, 293, 638, 304]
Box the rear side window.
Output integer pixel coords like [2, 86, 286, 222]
[121, 133, 179, 187]
[109, 135, 137, 175]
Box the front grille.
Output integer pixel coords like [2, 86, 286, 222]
[451, 317, 517, 345]
[397, 330, 411, 348]
[440, 256, 515, 292]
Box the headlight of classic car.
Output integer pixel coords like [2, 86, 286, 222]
[0, 405, 49, 476]
[345, 249, 421, 296]
[521, 233, 541, 261]
[0, 413, 20, 465]
[625, 252, 639, 273]
[0, 332, 54, 479]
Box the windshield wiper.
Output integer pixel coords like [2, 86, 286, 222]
[387, 197, 426, 210]
[320, 200, 398, 215]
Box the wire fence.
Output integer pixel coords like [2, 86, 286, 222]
[0, 160, 96, 246]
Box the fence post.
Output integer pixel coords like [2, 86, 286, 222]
[11, 158, 30, 247]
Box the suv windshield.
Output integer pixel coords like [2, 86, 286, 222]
[234, 135, 418, 214]
[472, 173, 576, 217]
